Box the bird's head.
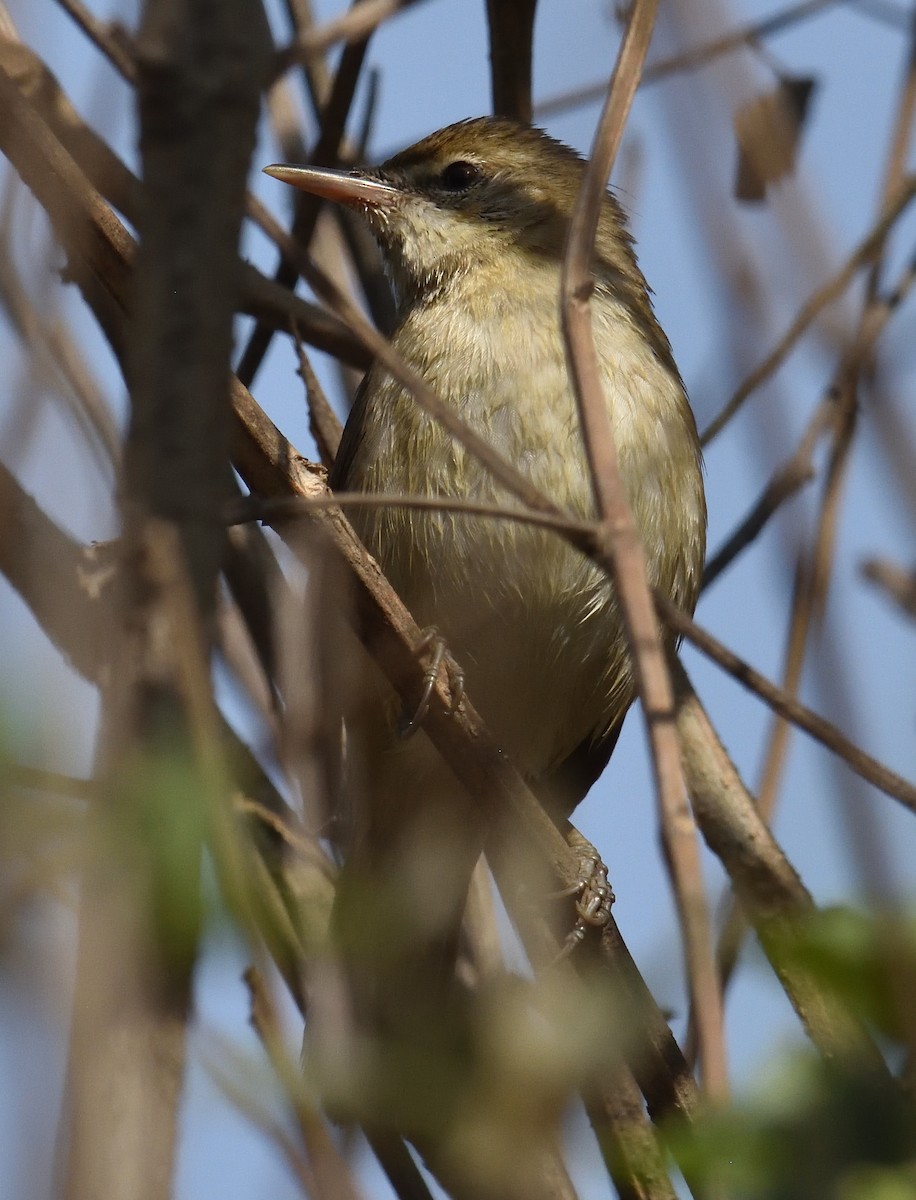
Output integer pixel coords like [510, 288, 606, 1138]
[264, 116, 644, 308]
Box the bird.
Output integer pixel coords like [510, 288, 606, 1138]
[264, 117, 706, 1008]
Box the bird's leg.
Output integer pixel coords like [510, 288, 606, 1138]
[397, 627, 465, 738]
[551, 827, 615, 961]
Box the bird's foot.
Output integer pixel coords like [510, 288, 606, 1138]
[397, 627, 465, 738]
[551, 830, 615, 962]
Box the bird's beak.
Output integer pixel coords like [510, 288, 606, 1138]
[262, 164, 401, 209]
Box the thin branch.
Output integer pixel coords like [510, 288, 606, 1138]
[53, 0, 136, 82]
[701, 175, 916, 444]
[227, 490, 599, 543]
[201, 1034, 317, 1196]
[560, 0, 728, 1101]
[0, 233, 120, 473]
[535, 0, 836, 118]
[245, 967, 366, 1200]
[237, 0, 378, 390]
[657, 595, 916, 812]
[291, 322, 342, 466]
[0, 461, 116, 683]
[5, 762, 99, 802]
[861, 557, 916, 618]
[274, 0, 422, 70]
[702, 399, 832, 589]
[279, 0, 332, 107]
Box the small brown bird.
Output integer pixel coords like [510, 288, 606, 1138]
[267, 119, 707, 1133]
[266, 116, 705, 833]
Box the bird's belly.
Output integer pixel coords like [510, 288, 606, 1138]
[357, 497, 630, 778]
[346, 303, 705, 778]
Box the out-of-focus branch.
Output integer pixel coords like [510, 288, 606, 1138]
[0, 36, 139, 215]
[5, 763, 100, 802]
[274, 0, 421, 69]
[697, 21, 916, 1001]
[701, 404, 829, 588]
[54, 0, 136, 81]
[0, 57, 135, 327]
[861, 558, 916, 618]
[0, 460, 116, 683]
[0, 38, 370, 369]
[701, 175, 916, 444]
[0, 438, 696, 1174]
[237, 0, 375, 389]
[245, 967, 366, 1200]
[536, 0, 836, 118]
[0, 455, 333, 1005]
[703, 226, 916, 590]
[486, 0, 537, 123]
[672, 659, 891, 1075]
[0, 238, 120, 473]
[57, 3, 272, 1197]
[735, 27, 916, 891]
[291, 324, 343, 466]
[240, 264, 372, 367]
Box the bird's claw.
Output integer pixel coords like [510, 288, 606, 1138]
[551, 849, 615, 963]
[398, 627, 464, 738]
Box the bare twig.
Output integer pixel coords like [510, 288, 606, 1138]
[291, 323, 343, 466]
[486, 0, 537, 122]
[0, 238, 120, 473]
[275, 0, 422, 69]
[54, 0, 136, 82]
[657, 595, 916, 812]
[228, 490, 598, 542]
[702, 399, 833, 588]
[245, 967, 366, 1200]
[237, 6, 374, 389]
[701, 175, 916, 444]
[861, 558, 916, 618]
[560, 0, 727, 1101]
[536, 0, 835, 118]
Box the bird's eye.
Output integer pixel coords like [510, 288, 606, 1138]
[439, 160, 483, 191]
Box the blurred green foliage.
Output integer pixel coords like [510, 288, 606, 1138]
[668, 906, 916, 1199]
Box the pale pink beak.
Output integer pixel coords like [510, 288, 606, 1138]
[262, 164, 401, 208]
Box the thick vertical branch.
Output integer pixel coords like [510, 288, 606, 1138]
[127, 0, 270, 607]
[486, 0, 538, 122]
[62, 4, 272, 1200]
